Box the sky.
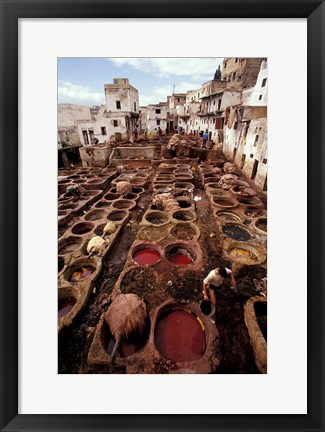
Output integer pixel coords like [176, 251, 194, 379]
[58, 58, 223, 107]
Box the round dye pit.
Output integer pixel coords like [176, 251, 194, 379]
[200, 300, 215, 316]
[166, 245, 195, 265]
[133, 249, 161, 265]
[59, 236, 82, 255]
[176, 199, 191, 209]
[213, 198, 237, 208]
[256, 217, 267, 233]
[95, 201, 111, 208]
[170, 223, 197, 240]
[245, 207, 265, 219]
[104, 193, 120, 201]
[69, 265, 96, 282]
[112, 199, 135, 210]
[58, 210, 68, 217]
[71, 222, 94, 235]
[172, 210, 195, 222]
[84, 210, 106, 221]
[107, 210, 128, 222]
[125, 192, 138, 200]
[145, 211, 169, 225]
[132, 187, 144, 194]
[227, 244, 259, 262]
[174, 182, 193, 190]
[215, 211, 242, 223]
[223, 224, 252, 241]
[155, 310, 205, 362]
[58, 297, 77, 319]
[73, 179, 87, 184]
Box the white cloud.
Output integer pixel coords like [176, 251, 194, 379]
[58, 81, 105, 106]
[139, 81, 201, 106]
[109, 58, 222, 80]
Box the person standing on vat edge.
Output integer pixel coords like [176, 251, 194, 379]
[203, 267, 237, 324]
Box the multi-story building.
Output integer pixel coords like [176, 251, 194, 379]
[166, 93, 186, 132]
[103, 78, 139, 141]
[222, 58, 264, 90]
[58, 103, 92, 147]
[147, 102, 167, 133]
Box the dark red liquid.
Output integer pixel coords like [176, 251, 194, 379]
[133, 249, 161, 265]
[70, 266, 96, 282]
[168, 254, 193, 265]
[58, 297, 76, 319]
[155, 310, 205, 362]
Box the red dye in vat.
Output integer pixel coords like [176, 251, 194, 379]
[168, 254, 193, 265]
[133, 249, 161, 265]
[58, 297, 76, 319]
[70, 266, 96, 282]
[155, 310, 205, 362]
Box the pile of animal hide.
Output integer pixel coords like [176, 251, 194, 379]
[152, 193, 180, 212]
[116, 181, 132, 196]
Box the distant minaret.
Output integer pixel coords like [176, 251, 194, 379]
[214, 65, 221, 80]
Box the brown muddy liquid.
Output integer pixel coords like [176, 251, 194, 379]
[223, 225, 251, 241]
[58, 297, 77, 319]
[155, 310, 205, 362]
[217, 212, 241, 222]
[257, 220, 267, 232]
[70, 266, 96, 282]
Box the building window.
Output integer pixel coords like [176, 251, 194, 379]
[177, 98, 180, 102]
[224, 62, 227, 68]
[259, 94, 263, 100]
[157, 120, 160, 125]
[254, 135, 259, 146]
[134, 102, 136, 111]
[263, 158, 267, 164]
[251, 159, 259, 180]
[234, 122, 238, 130]
[155, 109, 161, 114]
[261, 78, 267, 87]
[113, 79, 118, 84]
[113, 120, 118, 127]
[250, 154, 254, 158]
[101, 127, 107, 135]
[116, 101, 121, 109]
[235, 58, 238, 63]
[241, 154, 246, 169]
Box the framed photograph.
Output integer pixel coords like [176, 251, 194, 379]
[1, 0, 324, 431]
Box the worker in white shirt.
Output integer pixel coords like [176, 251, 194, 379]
[203, 267, 237, 324]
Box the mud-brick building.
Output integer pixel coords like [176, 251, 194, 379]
[103, 78, 139, 141]
[222, 58, 264, 90]
[166, 93, 186, 133]
[197, 89, 241, 143]
[147, 102, 167, 133]
[58, 103, 92, 147]
[223, 105, 267, 192]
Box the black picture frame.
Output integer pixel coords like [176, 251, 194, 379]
[1, 1, 324, 431]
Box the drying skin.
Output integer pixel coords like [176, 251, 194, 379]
[87, 236, 108, 256]
[218, 173, 238, 190]
[223, 162, 237, 174]
[102, 221, 117, 238]
[152, 193, 180, 213]
[116, 181, 132, 196]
